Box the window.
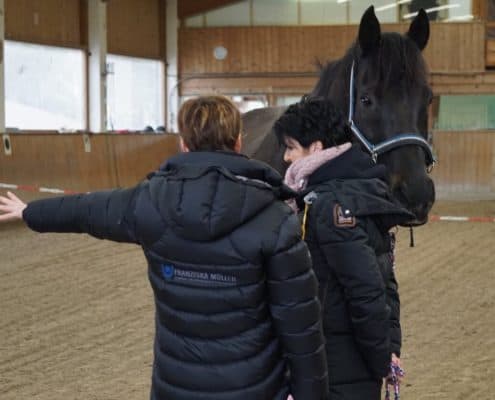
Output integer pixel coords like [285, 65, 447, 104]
[230, 95, 267, 113]
[400, 0, 473, 22]
[434, 95, 495, 131]
[351, 0, 399, 23]
[300, 0, 347, 25]
[252, 0, 298, 25]
[206, 2, 250, 26]
[181, 95, 267, 114]
[5, 41, 85, 131]
[276, 95, 303, 107]
[189, 0, 474, 27]
[106, 55, 164, 131]
[184, 15, 204, 28]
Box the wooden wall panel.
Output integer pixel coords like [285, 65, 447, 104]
[107, 0, 163, 59]
[5, 0, 82, 47]
[182, 72, 495, 97]
[179, 22, 485, 76]
[0, 134, 180, 197]
[0, 134, 116, 193]
[486, 38, 495, 67]
[1, 133, 494, 199]
[108, 134, 179, 188]
[431, 131, 495, 198]
[472, 0, 488, 21]
[181, 75, 318, 95]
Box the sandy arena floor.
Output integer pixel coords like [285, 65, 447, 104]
[0, 200, 494, 399]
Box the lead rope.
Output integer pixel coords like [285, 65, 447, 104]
[385, 363, 405, 400]
[301, 202, 310, 240]
[409, 226, 415, 247]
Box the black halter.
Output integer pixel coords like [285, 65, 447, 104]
[348, 62, 436, 172]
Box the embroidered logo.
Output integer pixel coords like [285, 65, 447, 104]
[161, 264, 175, 280]
[333, 204, 356, 228]
[160, 264, 237, 285]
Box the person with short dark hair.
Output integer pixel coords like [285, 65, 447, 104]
[274, 96, 413, 399]
[0, 95, 329, 400]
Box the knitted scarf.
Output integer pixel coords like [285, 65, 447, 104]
[284, 142, 352, 211]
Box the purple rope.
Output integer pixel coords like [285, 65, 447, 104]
[385, 363, 405, 400]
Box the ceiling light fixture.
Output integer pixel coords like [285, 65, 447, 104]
[376, 0, 412, 13]
[403, 3, 460, 19]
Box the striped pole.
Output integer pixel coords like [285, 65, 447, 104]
[0, 182, 78, 195]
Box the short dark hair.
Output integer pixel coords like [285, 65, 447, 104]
[273, 96, 352, 149]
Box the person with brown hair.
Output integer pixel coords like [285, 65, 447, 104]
[0, 95, 328, 400]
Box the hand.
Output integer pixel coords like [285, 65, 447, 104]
[390, 353, 404, 384]
[391, 353, 401, 367]
[0, 191, 27, 222]
[287, 395, 294, 400]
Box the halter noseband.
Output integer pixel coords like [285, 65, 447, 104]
[348, 61, 436, 171]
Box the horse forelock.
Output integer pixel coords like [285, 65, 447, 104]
[312, 32, 427, 100]
[376, 33, 428, 91]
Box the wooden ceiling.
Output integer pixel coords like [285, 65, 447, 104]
[178, 0, 243, 19]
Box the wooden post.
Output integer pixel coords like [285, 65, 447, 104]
[166, 0, 179, 132]
[159, 0, 167, 132]
[0, 0, 5, 134]
[472, 0, 488, 21]
[88, 0, 107, 133]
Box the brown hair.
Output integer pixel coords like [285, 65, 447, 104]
[178, 96, 242, 151]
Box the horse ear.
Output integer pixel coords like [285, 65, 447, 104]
[358, 6, 381, 57]
[407, 9, 430, 51]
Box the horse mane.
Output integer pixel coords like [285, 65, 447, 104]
[311, 32, 428, 100]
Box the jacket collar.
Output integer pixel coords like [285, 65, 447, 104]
[307, 144, 388, 187]
[157, 151, 295, 200]
[298, 145, 414, 227]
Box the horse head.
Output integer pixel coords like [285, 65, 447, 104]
[313, 6, 435, 225]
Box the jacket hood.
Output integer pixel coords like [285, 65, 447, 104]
[302, 146, 414, 229]
[147, 151, 293, 241]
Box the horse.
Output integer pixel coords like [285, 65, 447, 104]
[241, 6, 435, 226]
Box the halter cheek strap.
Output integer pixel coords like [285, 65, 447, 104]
[348, 62, 437, 169]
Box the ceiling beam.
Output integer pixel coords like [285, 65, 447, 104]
[178, 0, 243, 19]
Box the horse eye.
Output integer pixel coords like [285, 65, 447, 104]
[360, 96, 372, 106]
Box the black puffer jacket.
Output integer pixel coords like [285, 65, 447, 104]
[295, 146, 413, 400]
[23, 151, 329, 400]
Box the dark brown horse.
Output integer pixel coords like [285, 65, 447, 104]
[242, 6, 435, 225]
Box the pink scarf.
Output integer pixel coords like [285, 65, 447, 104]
[284, 142, 352, 211]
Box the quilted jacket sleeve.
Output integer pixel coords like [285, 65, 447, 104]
[22, 184, 143, 244]
[386, 265, 401, 357]
[266, 213, 329, 400]
[318, 209, 391, 380]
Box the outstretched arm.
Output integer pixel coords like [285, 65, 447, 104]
[0, 191, 27, 222]
[1, 185, 143, 244]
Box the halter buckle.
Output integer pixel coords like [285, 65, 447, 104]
[426, 160, 435, 174]
[371, 152, 378, 164]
